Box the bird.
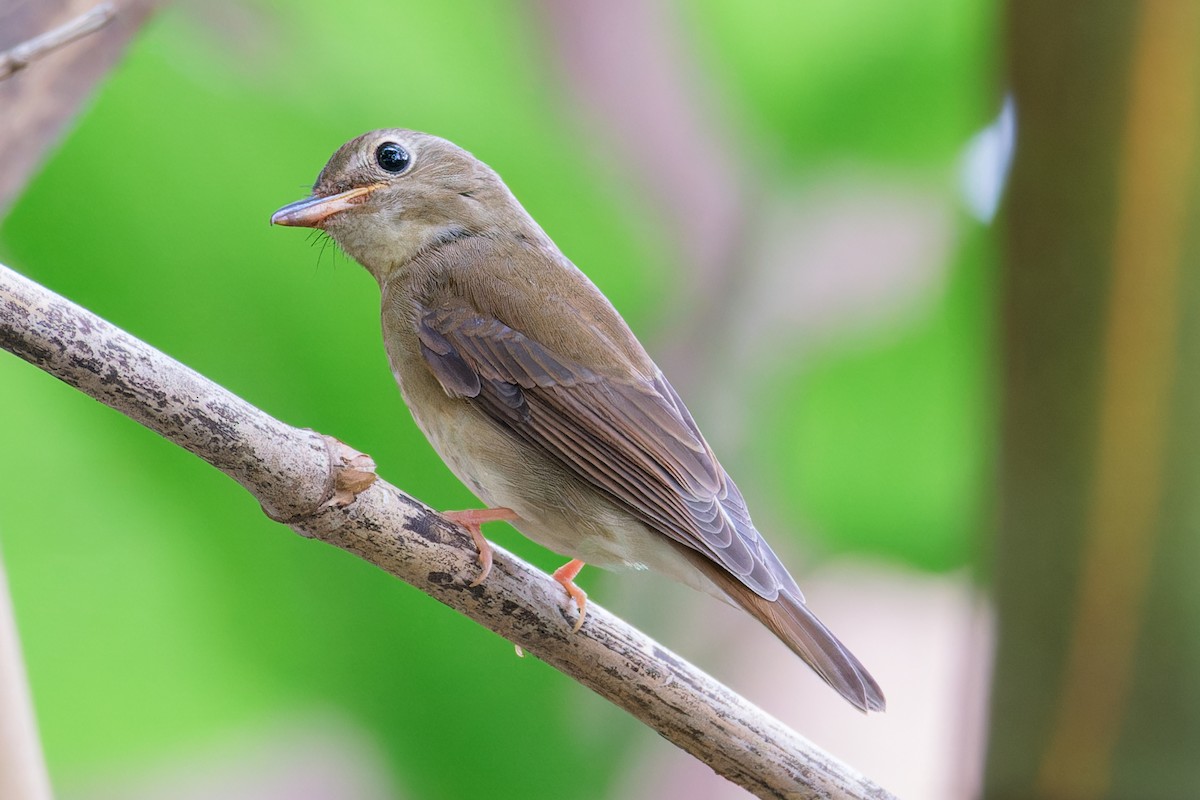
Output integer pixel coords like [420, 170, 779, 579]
[271, 129, 885, 713]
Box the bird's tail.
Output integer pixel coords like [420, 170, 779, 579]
[686, 552, 886, 713]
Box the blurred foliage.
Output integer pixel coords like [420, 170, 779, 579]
[0, 1, 992, 797]
[766, 229, 994, 568]
[690, 0, 990, 164]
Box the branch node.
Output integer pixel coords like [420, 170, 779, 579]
[261, 435, 377, 527]
[320, 435, 378, 509]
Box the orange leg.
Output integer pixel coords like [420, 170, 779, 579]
[552, 558, 588, 633]
[443, 507, 518, 587]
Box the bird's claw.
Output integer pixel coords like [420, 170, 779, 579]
[552, 558, 588, 632]
[442, 507, 517, 586]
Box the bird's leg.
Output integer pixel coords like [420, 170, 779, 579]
[552, 558, 588, 633]
[442, 507, 518, 586]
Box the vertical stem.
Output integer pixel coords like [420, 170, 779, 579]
[1037, 2, 1200, 794]
[992, 1, 1200, 797]
[0, 550, 53, 800]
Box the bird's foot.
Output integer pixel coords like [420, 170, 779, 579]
[443, 507, 518, 586]
[552, 558, 588, 633]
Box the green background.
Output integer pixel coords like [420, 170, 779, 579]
[0, 1, 994, 797]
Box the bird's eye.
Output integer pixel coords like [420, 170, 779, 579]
[375, 142, 411, 174]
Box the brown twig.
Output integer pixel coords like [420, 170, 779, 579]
[0, 261, 896, 800]
[0, 3, 116, 81]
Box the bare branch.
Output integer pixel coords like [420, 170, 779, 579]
[0, 262, 896, 800]
[0, 4, 115, 81]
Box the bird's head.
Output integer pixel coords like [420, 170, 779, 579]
[272, 129, 519, 279]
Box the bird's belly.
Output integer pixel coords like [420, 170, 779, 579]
[388, 347, 719, 596]
[411, 397, 622, 559]
[396, 371, 694, 574]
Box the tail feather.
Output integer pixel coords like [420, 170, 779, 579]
[686, 551, 886, 713]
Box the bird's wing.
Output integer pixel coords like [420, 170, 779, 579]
[417, 298, 887, 712]
[415, 300, 792, 601]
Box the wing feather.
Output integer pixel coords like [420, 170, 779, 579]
[416, 298, 885, 711]
[416, 301, 788, 599]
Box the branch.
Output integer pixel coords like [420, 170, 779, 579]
[0, 4, 116, 81]
[0, 262, 895, 800]
[0, 1, 153, 215]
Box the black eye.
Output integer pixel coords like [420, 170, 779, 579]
[375, 142, 411, 173]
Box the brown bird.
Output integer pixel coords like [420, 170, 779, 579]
[271, 130, 885, 712]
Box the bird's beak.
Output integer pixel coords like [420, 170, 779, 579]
[270, 185, 378, 228]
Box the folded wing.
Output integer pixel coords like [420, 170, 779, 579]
[417, 300, 884, 711]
